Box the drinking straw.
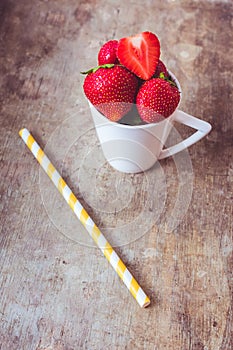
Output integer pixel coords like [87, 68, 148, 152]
[19, 128, 150, 308]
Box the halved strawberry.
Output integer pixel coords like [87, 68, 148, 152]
[117, 31, 160, 80]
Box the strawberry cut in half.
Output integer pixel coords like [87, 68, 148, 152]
[117, 31, 160, 80]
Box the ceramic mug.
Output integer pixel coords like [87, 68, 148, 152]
[88, 72, 212, 173]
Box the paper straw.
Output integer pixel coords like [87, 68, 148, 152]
[19, 128, 150, 308]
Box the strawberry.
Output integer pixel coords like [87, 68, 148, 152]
[98, 40, 119, 65]
[117, 31, 160, 80]
[153, 60, 169, 78]
[83, 64, 139, 122]
[136, 77, 180, 123]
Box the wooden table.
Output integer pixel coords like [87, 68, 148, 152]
[1, 1, 232, 349]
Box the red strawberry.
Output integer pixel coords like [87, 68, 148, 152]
[117, 31, 160, 80]
[136, 78, 180, 123]
[153, 60, 169, 78]
[98, 40, 119, 65]
[83, 65, 139, 122]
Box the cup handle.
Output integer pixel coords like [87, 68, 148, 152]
[158, 109, 212, 159]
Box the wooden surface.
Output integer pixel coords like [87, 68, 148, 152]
[0, 0, 232, 349]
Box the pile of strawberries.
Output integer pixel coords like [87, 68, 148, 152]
[82, 31, 180, 124]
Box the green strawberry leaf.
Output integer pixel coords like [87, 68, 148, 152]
[159, 72, 177, 88]
[81, 64, 116, 75]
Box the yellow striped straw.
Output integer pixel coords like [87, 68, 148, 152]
[19, 128, 150, 308]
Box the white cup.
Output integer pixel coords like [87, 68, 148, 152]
[88, 72, 212, 173]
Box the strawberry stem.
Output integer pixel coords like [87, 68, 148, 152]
[81, 63, 118, 74]
[159, 72, 177, 87]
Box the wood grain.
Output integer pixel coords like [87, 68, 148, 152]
[0, 0, 232, 349]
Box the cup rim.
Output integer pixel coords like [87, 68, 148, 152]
[88, 70, 182, 130]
